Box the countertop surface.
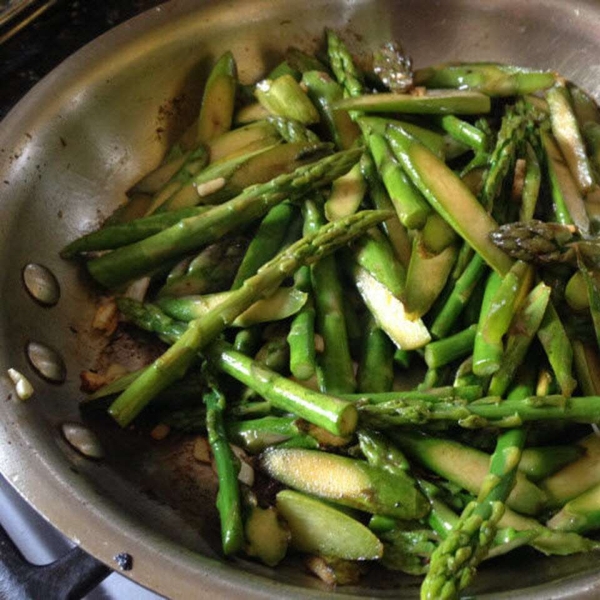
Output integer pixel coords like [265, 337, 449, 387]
[1, 0, 164, 120]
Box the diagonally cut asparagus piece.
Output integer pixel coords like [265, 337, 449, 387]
[386, 124, 513, 275]
[334, 90, 491, 115]
[197, 51, 237, 144]
[414, 63, 556, 96]
[547, 83, 596, 194]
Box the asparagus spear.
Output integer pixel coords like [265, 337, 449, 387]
[537, 302, 577, 397]
[362, 392, 600, 430]
[480, 107, 525, 212]
[386, 124, 513, 275]
[357, 316, 395, 393]
[108, 208, 389, 426]
[420, 481, 537, 559]
[265, 115, 320, 144]
[424, 325, 477, 370]
[430, 255, 488, 340]
[489, 219, 587, 266]
[208, 341, 357, 436]
[335, 90, 491, 115]
[61, 205, 210, 257]
[541, 130, 590, 234]
[326, 29, 365, 100]
[343, 385, 483, 404]
[231, 202, 297, 289]
[304, 199, 356, 394]
[500, 505, 600, 555]
[202, 370, 244, 555]
[363, 127, 431, 229]
[433, 115, 489, 153]
[197, 51, 237, 143]
[88, 148, 361, 288]
[547, 83, 596, 194]
[360, 153, 412, 266]
[540, 435, 600, 508]
[421, 429, 526, 600]
[520, 141, 542, 221]
[287, 266, 317, 381]
[413, 62, 556, 96]
[358, 429, 410, 472]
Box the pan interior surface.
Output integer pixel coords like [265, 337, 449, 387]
[2, 0, 600, 598]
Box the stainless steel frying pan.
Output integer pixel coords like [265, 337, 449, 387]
[2, 0, 600, 597]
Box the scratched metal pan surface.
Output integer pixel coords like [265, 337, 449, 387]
[2, 0, 600, 597]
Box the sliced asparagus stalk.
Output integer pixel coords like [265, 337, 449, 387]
[519, 445, 583, 482]
[231, 202, 297, 289]
[547, 482, 600, 534]
[276, 490, 384, 560]
[261, 448, 429, 519]
[390, 432, 547, 516]
[414, 62, 556, 96]
[302, 70, 361, 150]
[287, 266, 317, 381]
[540, 435, 600, 508]
[304, 199, 356, 394]
[157, 287, 307, 327]
[334, 90, 491, 115]
[403, 236, 457, 319]
[352, 265, 431, 350]
[386, 124, 513, 275]
[324, 162, 367, 221]
[424, 325, 477, 370]
[197, 51, 237, 143]
[255, 74, 320, 124]
[547, 83, 596, 194]
[541, 130, 590, 234]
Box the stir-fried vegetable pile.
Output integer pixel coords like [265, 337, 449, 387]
[65, 29, 600, 600]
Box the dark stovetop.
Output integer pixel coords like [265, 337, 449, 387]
[0, 0, 164, 120]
